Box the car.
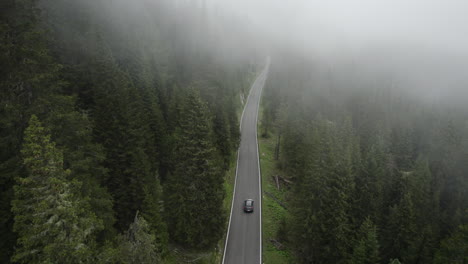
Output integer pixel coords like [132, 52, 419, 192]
[243, 199, 254, 213]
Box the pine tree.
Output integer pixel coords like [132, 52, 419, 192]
[41, 95, 116, 241]
[89, 49, 155, 231]
[1, 0, 65, 260]
[226, 99, 240, 150]
[118, 212, 160, 264]
[405, 158, 438, 263]
[350, 218, 380, 264]
[302, 117, 355, 263]
[289, 125, 322, 263]
[141, 178, 168, 255]
[12, 115, 103, 263]
[385, 192, 417, 262]
[212, 102, 232, 169]
[390, 126, 414, 171]
[354, 143, 386, 225]
[434, 224, 468, 264]
[290, 117, 355, 263]
[164, 89, 226, 248]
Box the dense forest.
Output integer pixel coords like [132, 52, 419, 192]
[261, 53, 468, 264]
[1, 0, 259, 262]
[2, 0, 467, 263]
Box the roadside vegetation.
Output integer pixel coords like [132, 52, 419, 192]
[260, 55, 468, 264]
[258, 105, 294, 264]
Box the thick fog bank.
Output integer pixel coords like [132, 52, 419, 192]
[212, 0, 468, 106]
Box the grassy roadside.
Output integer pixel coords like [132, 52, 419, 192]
[258, 105, 294, 264]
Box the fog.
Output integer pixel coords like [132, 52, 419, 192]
[219, 0, 468, 52]
[39, 0, 468, 105]
[210, 0, 468, 104]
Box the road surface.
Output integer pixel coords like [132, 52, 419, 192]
[222, 61, 269, 264]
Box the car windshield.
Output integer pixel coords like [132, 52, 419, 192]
[246, 200, 253, 206]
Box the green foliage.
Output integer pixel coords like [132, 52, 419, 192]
[351, 218, 380, 264]
[263, 57, 468, 264]
[89, 54, 155, 231]
[142, 179, 169, 255]
[288, 118, 356, 263]
[213, 102, 232, 169]
[12, 115, 103, 263]
[0, 0, 63, 260]
[434, 224, 468, 264]
[164, 89, 226, 248]
[0, 0, 259, 261]
[118, 213, 161, 264]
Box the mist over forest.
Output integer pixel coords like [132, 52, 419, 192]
[1, 0, 467, 263]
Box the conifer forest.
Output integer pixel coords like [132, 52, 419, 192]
[1, 0, 467, 263]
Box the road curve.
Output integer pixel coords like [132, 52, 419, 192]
[222, 61, 270, 264]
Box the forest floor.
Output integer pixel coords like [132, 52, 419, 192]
[258, 106, 294, 264]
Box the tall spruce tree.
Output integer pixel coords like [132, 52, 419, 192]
[384, 192, 417, 262]
[434, 224, 468, 264]
[350, 217, 380, 264]
[289, 125, 323, 263]
[141, 178, 168, 255]
[88, 49, 155, 231]
[12, 115, 103, 263]
[0, 0, 64, 260]
[212, 102, 232, 169]
[118, 212, 161, 264]
[289, 117, 356, 263]
[164, 89, 225, 248]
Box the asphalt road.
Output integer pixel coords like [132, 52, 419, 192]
[222, 61, 270, 264]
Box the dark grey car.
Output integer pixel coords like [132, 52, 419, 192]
[243, 199, 254, 213]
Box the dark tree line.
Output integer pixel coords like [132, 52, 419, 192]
[0, 0, 258, 262]
[262, 54, 467, 264]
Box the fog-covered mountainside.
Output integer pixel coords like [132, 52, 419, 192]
[260, 54, 467, 263]
[1, 0, 467, 263]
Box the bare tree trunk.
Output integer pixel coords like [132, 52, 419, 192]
[274, 133, 281, 160]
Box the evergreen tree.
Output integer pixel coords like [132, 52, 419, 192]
[354, 143, 386, 225]
[212, 102, 232, 169]
[89, 50, 154, 231]
[350, 218, 380, 264]
[434, 224, 468, 264]
[1, 0, 64, 260]
[42, 95, 116, 241]
[141, 178, 169, 255]
[289, 126, 324, 263]
[384, 192, 417, 263]
[390, 126, 414, 171]
[405, 158, 438, 264]
[319, 119, 354, 263]
[289, 118, 355, 263]
[118, 212, 161, 264]
[164, 89, 226, 248]
[12, 115, 103, 263]
[226, 99, 240, 150]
